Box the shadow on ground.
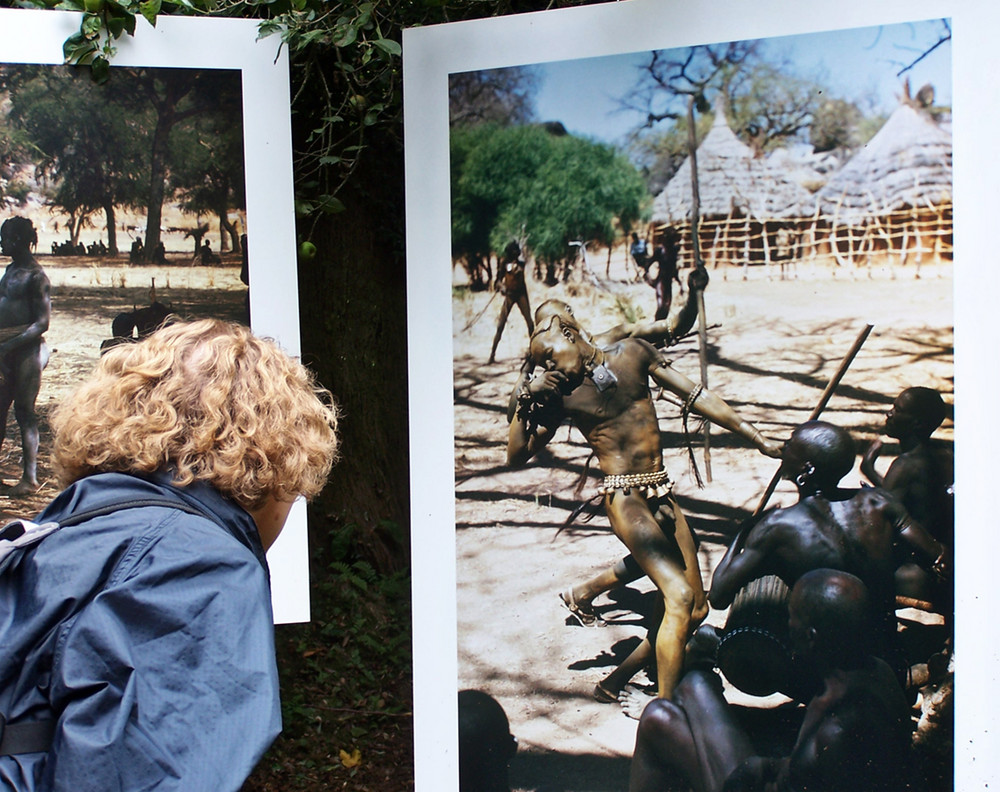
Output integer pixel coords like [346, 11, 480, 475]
[510, 752, 632, 792]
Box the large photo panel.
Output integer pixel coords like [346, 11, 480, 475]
[0, 9, 306, 623]
[406, 1, 992, 789]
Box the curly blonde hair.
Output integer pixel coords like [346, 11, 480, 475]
[52, 319, 339, 510]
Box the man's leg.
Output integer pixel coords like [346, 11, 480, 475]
[10, 346, 43, 493]
[661, 498, 708, 625]
[488, 298, 512, 364]
[606, 490, 705, 698]
[562, 555, 644, 625]
[630, 670, 753, 792]
[629, 696, 699, 792]
[515, 294, 533, 335]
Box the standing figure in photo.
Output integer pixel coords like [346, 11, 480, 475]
[507, 315, 781, 699]
[646, 227, 683, 321]
[629, 570, 914, 792]
[0, 319, 339, 789]
[488, 240, 533, 364]
[0, 216, 51, 494]
[629, 232, 650, 281]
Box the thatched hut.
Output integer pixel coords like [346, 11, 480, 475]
[815, 88, 952, 271]
[650, 98, 816, 273]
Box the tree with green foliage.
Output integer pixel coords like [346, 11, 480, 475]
[452, 123, 648, 285]
[451, 124, 550, 278]
[0, 116, 31, 205]
[132, 68, 243, 258]
[3, 64, 149, 252]
[728, 62, 824, 153]
[168, 94, 247, 253]
[498, 132, 648, 278]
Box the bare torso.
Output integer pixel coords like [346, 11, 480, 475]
[785, 660, 910, 792]
[557, 341, 663, 475]
[720, 489, 908, 611]
[0, 262, 48, 330]
[884, 441, 954, 545]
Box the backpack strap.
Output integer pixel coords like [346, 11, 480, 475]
[0, 496, 222, 756]
[0, 715, 55, 756]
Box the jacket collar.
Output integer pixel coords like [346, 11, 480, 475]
[37, 471, 268, 570]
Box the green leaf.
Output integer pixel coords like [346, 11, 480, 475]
[316, 196, 345, 214]
[138, 0, 160, 26]
[256, 20, 282, 39]
[332, 24, 356, 48]
[372, 38, 401, 57]
[81, 13, 102, 35]
[63, 32, 98, 63]
[91, 55, 111, 83]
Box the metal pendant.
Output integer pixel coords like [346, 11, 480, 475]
[590, 362, 618, 392]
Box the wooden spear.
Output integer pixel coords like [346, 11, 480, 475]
[752, 322, 875, 516]
[686, 94, 712, 482]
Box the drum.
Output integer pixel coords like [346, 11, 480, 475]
[717, 575, 794, 698]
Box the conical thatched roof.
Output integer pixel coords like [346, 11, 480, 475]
[651, 99, 815, 225]
[816, 100, 952, 224]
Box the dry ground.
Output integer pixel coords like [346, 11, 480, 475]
[452, 247, 953, 792]
[0, 253, 247, 522]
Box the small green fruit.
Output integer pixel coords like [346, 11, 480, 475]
[299, 241, 317, 260]
[84, 0, 106, 14]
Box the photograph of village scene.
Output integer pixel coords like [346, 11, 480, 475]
[449, 18, 953, 792]
[0, 63, 250, 522]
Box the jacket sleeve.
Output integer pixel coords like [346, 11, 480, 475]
[44, 513, 281, 792]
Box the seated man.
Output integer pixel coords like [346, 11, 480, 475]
[861, 386, 953, 616]
[507, 309, 781, 700]
[629, 569, 914, 792]
[861, 386, 952, 545]
[710, 421, 947, 665]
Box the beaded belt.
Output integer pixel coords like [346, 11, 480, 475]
[599, 468, 672, 497]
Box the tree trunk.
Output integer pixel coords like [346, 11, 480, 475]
[219, 210, 240, 253]
[297, 136, 409, 574]
[103, 200, 118, 256]
[144, 105, 173, 260]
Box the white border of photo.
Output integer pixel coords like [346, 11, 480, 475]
[0, 7, 308, 624]
[404, 0, 994, 788]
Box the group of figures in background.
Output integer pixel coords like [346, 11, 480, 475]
[462, 238, 953, 792]
[487, 229, 683, 367]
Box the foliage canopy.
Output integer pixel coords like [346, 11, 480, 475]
[451, 123, 648, 271]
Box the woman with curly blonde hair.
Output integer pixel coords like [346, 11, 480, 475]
[0, 319, 339, 791]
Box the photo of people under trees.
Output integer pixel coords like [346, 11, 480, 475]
[449, 18, 953, 792]
[0, 64, 249, 516]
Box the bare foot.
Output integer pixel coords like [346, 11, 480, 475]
[1, 479, 38, 497]
[618, 684, 655, 720]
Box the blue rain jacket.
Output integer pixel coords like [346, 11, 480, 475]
[0, 472, 281, 791]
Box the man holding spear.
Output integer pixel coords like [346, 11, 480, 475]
[507, 310, 782, 700]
